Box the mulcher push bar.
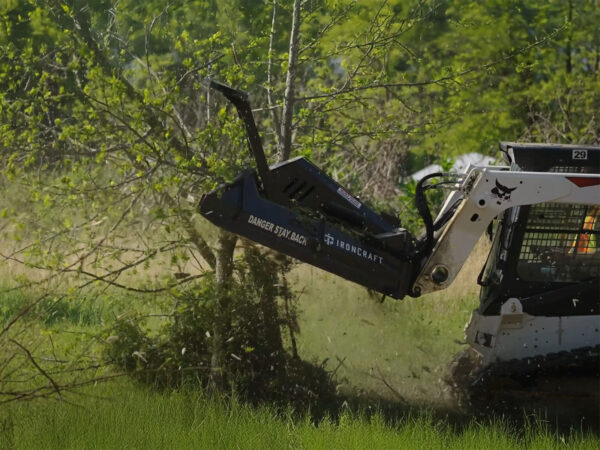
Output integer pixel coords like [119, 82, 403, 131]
[199, 82, 418, 299]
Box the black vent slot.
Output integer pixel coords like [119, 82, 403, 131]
[297, 185, 315, 202]
[283, 178, 298, 193]
[288, 180, 307, 200]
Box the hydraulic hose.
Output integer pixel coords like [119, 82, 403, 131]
[414, 172, 443, 256]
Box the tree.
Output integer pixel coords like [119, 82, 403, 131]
[0, 0, 305, 399]
[1, 0, 597, 405]
[407, 0, 600, 153]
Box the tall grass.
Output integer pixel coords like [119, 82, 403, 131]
[290, 238, 490, 403]
[2, 237, 597, 449]
[2, 381, 597, 449]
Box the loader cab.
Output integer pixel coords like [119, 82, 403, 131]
[478, 143, 600, 317]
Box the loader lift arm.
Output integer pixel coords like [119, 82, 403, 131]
[413, 168, 600, 295]
[199, 83, 600, 299]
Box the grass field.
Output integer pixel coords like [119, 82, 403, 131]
[2, 381, 599, 449]
[290, 238, 489, 404]
[1, 238, 599, 449]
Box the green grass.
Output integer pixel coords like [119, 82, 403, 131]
[0, 257, 478, 406]
[1, 239, 598, 449]
[2, 381, 597, 449]
[0, 282, 170, 329]
[290, 263, 480, 404]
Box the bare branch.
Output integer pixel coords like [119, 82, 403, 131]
[9, 339, 63, 401]
[297, 25, 567, 102]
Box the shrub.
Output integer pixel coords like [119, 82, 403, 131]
[104, 246, 336, 412]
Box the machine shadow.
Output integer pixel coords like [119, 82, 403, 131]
[328, 391, 600, 437]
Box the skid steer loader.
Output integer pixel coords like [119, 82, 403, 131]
[199, 82, 600, 414]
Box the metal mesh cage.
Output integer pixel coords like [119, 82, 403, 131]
[517, 203, 599, 282]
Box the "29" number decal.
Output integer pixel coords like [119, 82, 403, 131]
[572, 149, 588, 160]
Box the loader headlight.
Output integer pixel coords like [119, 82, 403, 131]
[431, 265, 449, 284]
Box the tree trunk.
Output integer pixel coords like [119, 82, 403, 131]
[268, 0, 283, 149]
[271, 1, 303, 352]
[209, 230, 237, 391]
[258, 278, 285, 361]
[279, 0, 301, 162]
[566, 0, 573, 75]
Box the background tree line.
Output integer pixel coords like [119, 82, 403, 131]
[0, 0, 598, 406]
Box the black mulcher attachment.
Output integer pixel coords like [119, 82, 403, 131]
[199, 82, 419, 299]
